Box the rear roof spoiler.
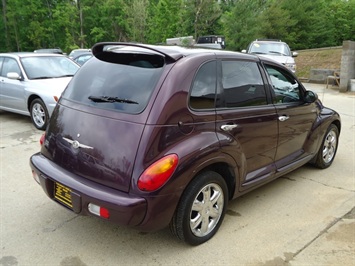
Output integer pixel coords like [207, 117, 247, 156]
[92, 42, 183, 64]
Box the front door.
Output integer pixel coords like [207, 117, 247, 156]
[263, 63, 317, 170]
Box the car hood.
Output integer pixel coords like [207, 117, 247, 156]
[259, 54, 295, 65]
[26, 77, 72, 97]
[41, 102, 144, 193]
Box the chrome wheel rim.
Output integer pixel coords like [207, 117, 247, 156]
[32, 103, 45, 128]
[322, 130, 337, 164]
[190, 183, 224, 237]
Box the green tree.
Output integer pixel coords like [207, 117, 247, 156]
[180, 0, 223, 40]
[126, 0, 149, 42]
[257, 0, 296, 41]
[147, 0, 184, 44]
[221, 0, 266, 51]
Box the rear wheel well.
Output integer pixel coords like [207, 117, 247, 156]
[194, 162, 236, 200]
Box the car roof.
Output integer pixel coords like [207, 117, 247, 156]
[251, 39, 288, 45]
[92, 42, 258, 63]
[0, 52, 67, 58]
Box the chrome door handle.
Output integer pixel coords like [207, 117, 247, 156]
[278, 115, 289, 122]
[221, 124, 238, 131]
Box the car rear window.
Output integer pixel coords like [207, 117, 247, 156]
[62, 54, 164, 114]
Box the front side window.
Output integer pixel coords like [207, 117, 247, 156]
[265, 64, 301, 104]
[189, 61, 217, 109]
[221, 60, 267, 108]
[1, 58, 21, 77]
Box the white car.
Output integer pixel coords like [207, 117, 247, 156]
[242, 39, 298, 73]
[0, 53, 79, 130]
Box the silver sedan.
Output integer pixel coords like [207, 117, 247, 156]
[0, 52, 79, 130]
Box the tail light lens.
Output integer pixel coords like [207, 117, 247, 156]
[138, 154, 179, 191]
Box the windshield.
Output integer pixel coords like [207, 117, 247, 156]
[249, 42, 291, 56]
[21, 56, 79, 79]
[62, 55, 164, 114]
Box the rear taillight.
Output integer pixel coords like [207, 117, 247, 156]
[39, 133, 46, 146]
[138, 154, 179, 191]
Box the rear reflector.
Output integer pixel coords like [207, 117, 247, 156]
[88, 203, 110, 219]
[32, 170, 40, 184]
[40, 133, 45, 146]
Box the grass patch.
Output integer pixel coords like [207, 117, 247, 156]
[295, 47, 342, 79]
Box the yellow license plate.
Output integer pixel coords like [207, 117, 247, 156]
[54, 182, 73, 209]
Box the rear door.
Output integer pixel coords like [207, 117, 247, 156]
[263, 63, 318, 169]
[215, 59, 278, 190]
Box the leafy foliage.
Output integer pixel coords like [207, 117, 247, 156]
[0, 0, 354, 53]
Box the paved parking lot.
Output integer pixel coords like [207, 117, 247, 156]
[0, 83, 354, 265]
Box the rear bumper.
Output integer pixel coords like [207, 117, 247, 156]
[30, 153, 147, 227]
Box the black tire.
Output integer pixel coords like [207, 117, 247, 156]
[170, 171, 228, 245]
[314, 124, 339, 169]
[30, 98, 49, 130]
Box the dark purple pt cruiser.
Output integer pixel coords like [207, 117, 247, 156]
[30, 42, 341, 245]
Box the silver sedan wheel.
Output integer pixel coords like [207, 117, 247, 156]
[32, 102, 46, 128]
[322, 129, 337, 164]
[190, 183, 224, 237]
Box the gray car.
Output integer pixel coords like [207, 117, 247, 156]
[0, 53, 79, 130]
[242, 39, 298, 73]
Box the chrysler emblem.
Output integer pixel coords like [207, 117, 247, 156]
[63, 137, 94, 150]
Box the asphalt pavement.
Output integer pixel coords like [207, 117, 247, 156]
[0, 83, 354, 265]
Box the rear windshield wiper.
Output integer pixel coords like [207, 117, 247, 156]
[88, 96, 138, 104]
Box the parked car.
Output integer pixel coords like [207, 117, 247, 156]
[34, 48, 64, 55]
[196, 35, 225, 49]
[72, 52, 92, 66]
[242, 39, 298, 73]
[68, 49, 91, 59]
[0, 53, 80, 130]
[30, 42, 341, 245]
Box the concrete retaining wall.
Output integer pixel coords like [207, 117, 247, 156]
[340, 41, 355, 92]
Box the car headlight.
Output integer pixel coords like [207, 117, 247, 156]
[285, 63, 296, 73]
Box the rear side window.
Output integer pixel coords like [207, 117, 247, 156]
[63, 55, 164, 114]
[221, 60, 266, 108]
[189, 61, 217, 109]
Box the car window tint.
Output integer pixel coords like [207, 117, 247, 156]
[221, 60, 266, 108]
[2, 58, 21, 77]
[63, 56, 164, 114]
[189, 61, 217, 109]
[265, 64, 301, 104]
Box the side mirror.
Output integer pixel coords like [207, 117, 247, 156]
[292, 52, 298, 57]
[241, 49, 247, 53]
[7, 72, 21, 80]
[304, 90, 318, 103]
